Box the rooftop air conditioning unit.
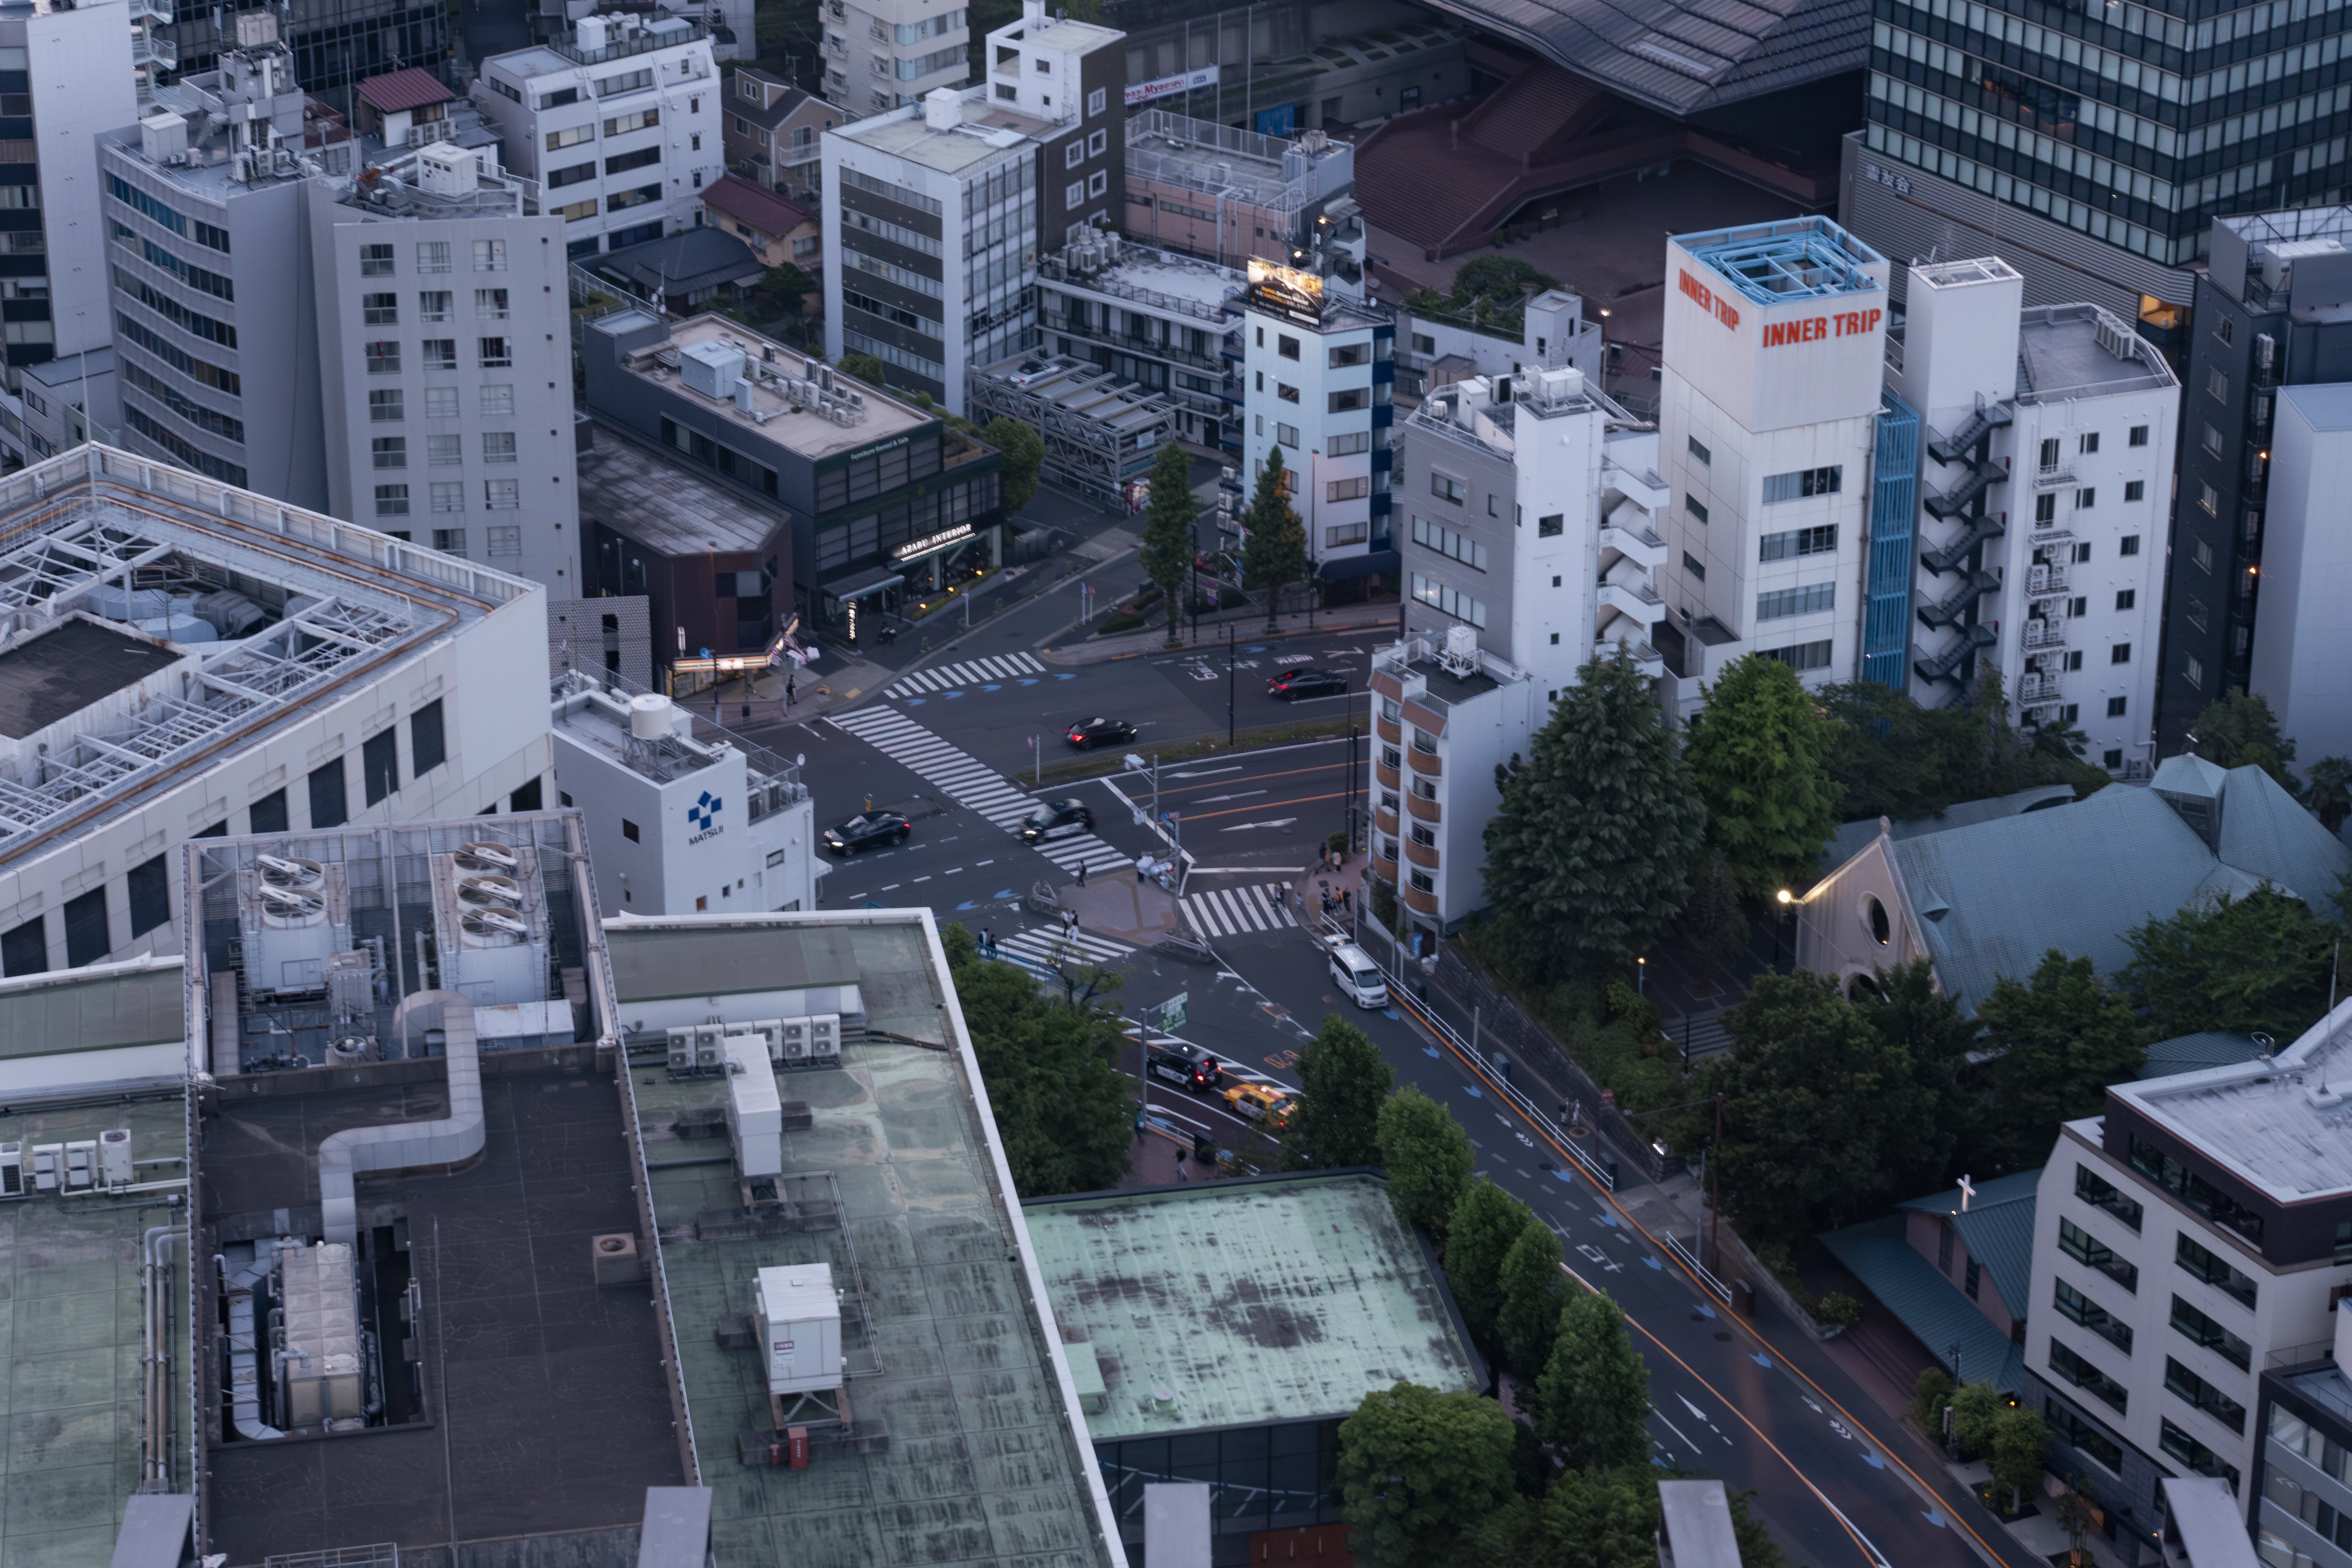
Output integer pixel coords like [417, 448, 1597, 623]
[28, 1144, 58, 1193]
[99, 1129, 132, 1189]
[807, 1013, 840, 1063]
[63, 1141, 95, 1193]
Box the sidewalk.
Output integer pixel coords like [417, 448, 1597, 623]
[1056, 873, 1181, 945]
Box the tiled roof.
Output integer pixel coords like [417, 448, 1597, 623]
[356, 66, 456, 114]
[698, 174, 813, 240]
[722, 72, 819, 131]
[1898, 1169, 2041, 1319]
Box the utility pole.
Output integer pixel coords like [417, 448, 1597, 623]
[1226, 621, 1236, 744]
[1708, 1091, 1724, 1272]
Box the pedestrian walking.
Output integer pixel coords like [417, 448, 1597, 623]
[980, 924, 993, 955]
[786, 674, 797, 709]
[1076, 862, 1087, 889]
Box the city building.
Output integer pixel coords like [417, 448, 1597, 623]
[350, 64, 454, 147]
[592, 225, 766, 312]
[817, 0, 968, 119]
[719, 65, 836, 200]
[965, 352, 1172, 501]
[1118, 10, 1466, 136]
[548, 670, 817, 916]
[1396, 288, 1605, 408]
[1031, 227, 1240, 451]
[2163, 209, 2352, 752]
[1822, 1170, 2041, 1394]
[1655, 216, 1893, 700]
[821, 0, 1125, 410]
[1795, 753, 2352, 1013]
[580, 310, 1004, 648]
[472, 11, 724, 260]
[1888, 258, 2177, 774]
[1240, 252, 1393, 584]
[11, 345, 123, 462]
[1373, 363, 1666, 934]
[697, 172, 819, 271]
[2249, 384, 2352, 768]
[159, 0, 445, 117]
[1024, 1170, 1482, 1564]
[2252, 1309, 2352, 1568]
[2023, 994, 2352, 1553]
[0, 442, 551, 978]
[2165, 1476, 2263, 1568]
[1123, 109, 1353, 270]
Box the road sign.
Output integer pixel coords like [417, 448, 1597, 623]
[1159, 992, 1188, 1031]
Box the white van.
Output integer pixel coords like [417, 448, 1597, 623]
[1329, 944, 1388, 1009]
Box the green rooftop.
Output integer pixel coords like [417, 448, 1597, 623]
[1023, 1173, 1484, 1442]
[610, 913, 1120, 1568]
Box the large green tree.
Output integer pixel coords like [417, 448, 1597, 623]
[838, 352, 890, 387]
[2120, 888, 2338, 1045]
[1336, 1381, 1516, 1567]
[941, 925, 1132, 1193]
[2187, 689, 2299, 793]
[1483, 646, 1708, 978]
[1977, 950, 2143, 1171]
[1137, 441, 1198, 638]
[1376, 1087, 1474, 1242]
[1817, 668, 2103, 827]
[1459, 1466, 1659, 1568]
[1283, 1014, 1393, 1170]
[1682, 653, 1841, 898]
[982, 416, 1044, 514]
[1532, 1292, 1651, 1470]
[1240, 445, 1308, 629]
[1705, 973, 1927, 1250]
[1443, 1179, 1534, 1349]
[1853, 958, 1981, 1193]
[1495, 1223, 1568, 1379]
[1988, 1406, 2050, 1514]
[2307, 756, 2352, 834]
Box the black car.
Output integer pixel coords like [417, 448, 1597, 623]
[1147, 1041, 1224, 1091]
[1065, 717, 1139, 749]
[1268, 668, 1347, 700]
[822, 811, 912, 853]
[1020, 799, 1096, 843]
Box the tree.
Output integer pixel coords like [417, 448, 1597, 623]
[982, 416, 1044, 515]
[1705, 973, 1926, 1250]
[1817, 671, 2103, 828]
[1483, 647, 1708, 979]
[1240, 445, 1308, 628]
[752, 261, 816, 319]
[838, 352, 890, 387]
[1989, 1405, 2049, 1514]
[1682, 653, 1841, 898]
[1376, 1087, 1474, 1242]
[1976, 950, 2143, 1171]
[1679, 853, 1751, 976]
[2119, 888, 2335, 1046]
[941, 925, 1132, 1193]
[1532, 1292, 1651, 1469]
[1909, 1367, 1955, 1430]
[1336, 1381, 1516, 1567]
[1138, 441, 1197, 638]
[1459, 1466, 1659, 1568]
[1282, 1014, 1392, 1170]
[2188, 689, 2299, 793]
[1495, 1223, 1568, 1378]
[1443, 1179, 1534, 1348]
[2307, 756, 2352, 834]
[1950, 1381, 2004, 1454]
[1853, 958, 1981, 1194]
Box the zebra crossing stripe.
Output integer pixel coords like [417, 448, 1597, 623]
[884, 652, 1049, 697]
[993, 927, 1132, 965]
[1179, 882, 1299, 938]
[829, 708, 1133, 875]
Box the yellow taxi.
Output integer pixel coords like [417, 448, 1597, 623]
[1223, 1082, 1296, 1127]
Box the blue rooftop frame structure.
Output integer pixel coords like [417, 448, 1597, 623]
[1677, 217, 1886, 306]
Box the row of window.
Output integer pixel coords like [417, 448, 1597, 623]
[366, 338, 514, 373]
[107, 175, 230, 253]
[368, 385, 517, 421]
[554, 183, 665, 223]
[406, 524, 521, 558]
[374, 480, 521, 515]
[115, 269, 236, 348]
[359, 239, 507, 276]
[1409, 572, 1487, 628]
[116, 315, 240, 396]
[123, 404, 247, 486]
[115, 226, 234, 301]
[370, 433, 518, 466]
[1410, 514, 1488, 571]
[1760, 524, 1837, 560]
[363, 289, 509, 325]
[123, 360, 243, 443]
[1758, 583, 1836, 620]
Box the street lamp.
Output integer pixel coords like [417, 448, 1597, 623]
[1775, 888, 1794, 972]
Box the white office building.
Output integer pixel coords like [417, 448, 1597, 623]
[1889, 258, 2176, 775]
[818, 0, 967, 119]
[473, 12, 724, 260]
[2250, 383, 2352, 770]
[1240, 258, 1391, 581]
[0, 443, 551, 979]
[1396, 288, 1605, 408]
[548, 671, 818, 918]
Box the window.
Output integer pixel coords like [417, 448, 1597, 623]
[478, 337, 512, 368]
[1761, 465, 1841, 502]
[1278, 334, 1300, 360]
[593, 66, 653, 95]
[1687, 435, 1711, 465]
[368, 389, 403, 423]
[2068, 596, 2089, 619]
[486, 525, 522, 557]
[1408, 573, 1486, 628]
[2080, 432, 2101, 454]
[2040, 437, 2062, 469]
[1683, 552, 1706, 582]
[366, 341, 401, 374]
[2064, 650, 2085, 671]
[1757, 583, 1835, 620]
[2078, 488, 2096, 508]
[2206, 366, 2229, 402]
[417, 240, 451, 273]
[537, 86, 580, 109]
[309, 757, 348, 829]
[1431, 473, 1465, 504]
[2111, 643, 2131, 664]
[1685, 495, 1709, 524]
[428, 435, 461, 465]
[363, 291, 398, 325]
[362, 726, 399, 807]
[1759, 525, 1837, 560]
[2175, 1233, 2258, 1307]
[2105, 696, 2128, 719]
[371, 437, 406, 469]
[1064, 139, 1084, 170]
[1277, 383, 1299, 403]
[475, 288, 510, 320]
[1088, 86, 1105, 115]
[2054, 1279, 2130, 1349]
[2215, 317, 2234, 347]
[604, 145, 661, 176]
[1964, 1259, 1982, 1299]
[2058, 1217, 2136, 1290]
[127, 854, 171, 940]
[2046, 1403, 2123, 1473]
[1323, 522, 1367, 548]
[2036, 493, 2058, 524]
[375, 483, 410, 515]
[408, 697, 445, 779]
[1088, 129, 1105, 156]
[62, 889, 108, 969]
[554, 197, 600, 223]
[1764, 639, 1833, 672]
[2074, 542, 2092, 564]
[2194, 538, 2215, 572]
[0, 916, 42, 977]
[2125, 480, 2145, 502]
[422, 340, 457, 371]
[481, 432, 517, 464]
[1065, 180, 1084, 207]
[2170, 1297, 2251, 1370]
[2049, 1340, 2129, 1412]
[622, 818, 641, 843]
[2159, 1419, 2237, 1485]
[432, 528, 467, 556]
[472, 239, 506, 273]
[1409, 515, 1488, 570]
[2201, 423, 2223, 457]
[360, 243, 395, 276]
[1275, 421, 1299, 447]
[1325, 476, 1368, 503]
[412, 290, 452, 324]
[480, 384, 515, 417]
[430, 482, 464, 512]
[1538, 514, 1564, 537]
[2185, 655, 2204, 690]
[484, 479, 520, 510]
[1328, 388, 1366, 413]
[2163, 1358, 2245, 1433]
[2130, 425, 2149, 447]
[2132, 1137, 2263, 1243]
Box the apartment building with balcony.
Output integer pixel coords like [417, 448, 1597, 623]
[1889, 258, 2176, 777]
[2254, 1308, 2352, 1568]
[1371, 365, 1666, 935]
[1123, 109, 1351, 271]
[1034, 227, 1238, 452]
[2025, 996, 2352, 1555]
[817, 0, 966, 120]
[473, 11, 722, 260]
[719, 65, 835, 200]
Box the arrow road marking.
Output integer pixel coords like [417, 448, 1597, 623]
[1219, 817, 1298, 831]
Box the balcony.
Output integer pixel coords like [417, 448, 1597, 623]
[2022, 618, 2068, 651]
[2018, 670, 2065, 703]
[1374, 806, 1399, 837]
[1922, 510, 2006, 573]
[2060, 1218, 2139, 1293]
[1405, 838, 1439, 868]
[1374, 759, 1399, 790]
[1375, 714, 1400, 744]
[823, 36, 846, 57]
[2027, 561, 2071, 597]
[1599, 516, 1669, 570]
[2032, 460, 2078, 491]
[2056, 1284, 2134, 1355]
[1597, 637, 1665, 678]
[1405, 793, 1439, 823]
[1597, 577, 1666, 626]
[1402, 882, 1439, 915]
[1602, 460, 1669, 510]
[1373, 836, 1398, 868]
[1406, 747, 1441, 777]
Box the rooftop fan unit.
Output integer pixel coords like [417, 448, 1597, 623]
[258, 854, 325, 890]
[429, 846, 548, 1008]
[456, 874, 523, 911]
[460, 907, 531, 944]
[258, 882, 328, 927]
[454, 841, 519, 873]
[240, 859, 352, 1000]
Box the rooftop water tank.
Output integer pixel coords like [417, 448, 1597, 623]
[628, 692, 675, 739]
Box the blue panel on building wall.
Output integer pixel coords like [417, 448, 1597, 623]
[1255, 105, 1295, 136]
[1862, 388, 1920, 691]
[1371, 405, 1392, 427]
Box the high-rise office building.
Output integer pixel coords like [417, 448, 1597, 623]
[160, 0, 445, 116]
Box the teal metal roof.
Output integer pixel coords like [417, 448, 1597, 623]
[2138, 1031, 2267, 1081]
[1821, 785, 2077, 870]
[1897, 1170, 2040, 1318]
[1818, 1216, 2023, 1392]
[2214, 764, 2352, 899]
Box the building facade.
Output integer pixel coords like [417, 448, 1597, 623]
[2255, 1314, 2352, 1568]
[818, 0, 967, 120]
[1396, 289, 1604, 408]
[720, 66, 837, 200]
[697, 173, 819, 271]
[1122, 109, 1352, 270]
[2250, 383, 2352, 769]
[473, 13, 724, 260]
[1240, 259, 1392, 582]
[1033, 229, 1239, 452]
[161, 0, 444, 115]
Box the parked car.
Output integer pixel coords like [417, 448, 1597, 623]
[1020, 799, 1095, 842]
[822, 811, 912, 853]
[1268, 668, 1347, 700]
[1066, 717, 1140, 749]
[1146, 1041, 1224, 1091]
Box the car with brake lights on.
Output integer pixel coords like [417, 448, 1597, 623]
[822, 811, 912, 853]
[1267, 668, 1347, 700]
[1146, 1041, 1224, 1091]
[1065, 716, 1140, 749]
[1020, 799, 1095, 842]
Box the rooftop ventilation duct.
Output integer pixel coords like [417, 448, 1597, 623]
[320, 991, 484, 1247]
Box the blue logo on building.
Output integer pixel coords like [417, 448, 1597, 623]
[689, 791, 723, 832]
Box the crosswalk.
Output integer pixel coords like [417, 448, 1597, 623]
[884, 652, 1048, 698]
[1180, 882, 1299, 938]
[987, 926, 1133, 969]
[828, 707, 1132, 877]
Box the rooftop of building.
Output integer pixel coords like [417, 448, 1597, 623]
[484, 10, 710, 80]
[576, 418, 790, 557]
[2279, 1360, 2352, 1434]
[596, 227, 767, 298]
[999, 12, 1123, 54]
[1820, 784, 2078, 869]
[330, 131, 537, 222]
[1406, 365, 1633, 463]
[1372, 634, 1510, 706]
[0, 445, 532, 870]
[2278, 382, 2352, 431]
[2016, 303, 2177, 403]
[1125, 109, 1350, 213]
[2162, 1476, 2261, 1568]
[1037, 232, 1241, 323]
[609, 911, 1122, 1568]
[1910, 256, 2022, 293]
[596, 312, 936, 460]
[23, 345, 116, 394]
[356, 65, 456, 114]
[722, 65, 821, 131]
[2140, 1030, 2269, 1082]
[970, 353, 1175, 434]
[549, 670, 809, 809]
[1676, 215, 1885, 305]
[828, 91, 1063, 175]
[698, 173, 813, 237]
[1022, 1171, 1483, 1441]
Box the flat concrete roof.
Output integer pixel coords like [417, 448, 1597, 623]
[831, 94, 1059, 176]
[0, 619, 181, 739]
[2112, 996, 2352, 1203]
[612, 315, 933, 464]
[1022, 1172, 1483, 1442]
[2016, 304, 2177, 403]
[577, 421, 790, 558]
